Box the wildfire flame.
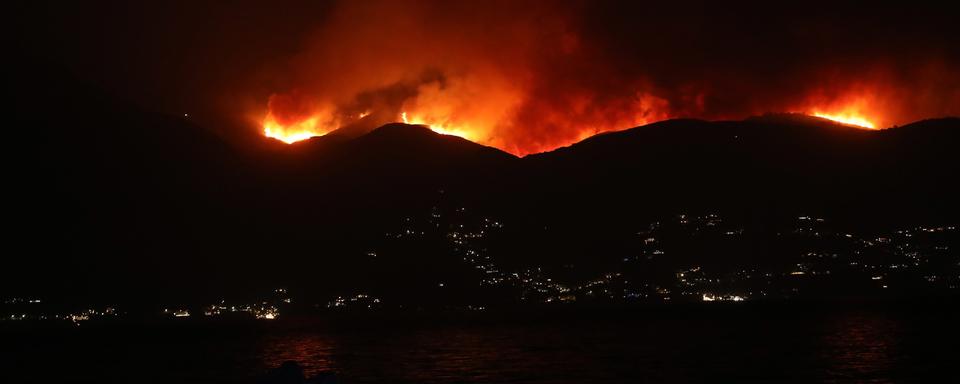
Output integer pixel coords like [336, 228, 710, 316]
[248, 1, 960, 153]
[803, 91, 882, 129]
[811, 111, 877, 129]
[260, 81, 893, 152]
[262, 101, 883, 150]
[262, 109, 340, 144]
[400, 112, 476, 141]
[259, 88, 674, 155]
[263, 117, 323, 144]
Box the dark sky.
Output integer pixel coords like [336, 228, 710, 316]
[11, 0, 960, 154]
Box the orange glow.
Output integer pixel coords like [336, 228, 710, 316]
[262, 110, 340, 144]
[261, 87, 673, 155]
[247, 2, 960, 154]
[800, 89, 884, 130]
[261, 91, 343, 144]
[400, 111, 477, 141]
[252, 1, 681, 155]
[811, 111, 877, 129]
[380, 89, 671, 155]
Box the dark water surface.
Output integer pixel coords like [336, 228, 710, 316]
[4, 303, 959, 383]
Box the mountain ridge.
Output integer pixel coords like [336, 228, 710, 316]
[6, 61, 958, 300]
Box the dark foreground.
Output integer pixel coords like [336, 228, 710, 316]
[4, 302, 960, 383]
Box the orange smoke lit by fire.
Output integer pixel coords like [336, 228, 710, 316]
[249, 1, 959, 153]
[254, 0, 682, 155]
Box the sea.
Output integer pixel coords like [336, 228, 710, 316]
[4, 302, 959, 383]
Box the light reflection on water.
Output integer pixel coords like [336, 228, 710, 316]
[820, 312, 900, 383]
[8, 306, 959, 383]
[258, 324, 635, 383]
[253, 309, 958, 383]
[258, 333, 338, 378]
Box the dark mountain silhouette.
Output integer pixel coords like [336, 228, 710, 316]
[518, 115, 958, 227]
[478, 115, 958, 276]
[5, 58, 958, 306]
